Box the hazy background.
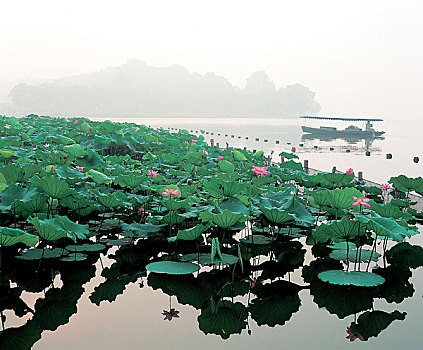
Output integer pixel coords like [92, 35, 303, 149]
[1, 0, 423, 119]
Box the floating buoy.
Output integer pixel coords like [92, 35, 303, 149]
[231, 135, 234, 138]
[330, 147, 334, 151]
[365, 151, 371, 156]
[253, 149, 256, 153]
[225, 134, 228, 137]
[218, 133, 221, 136]
[346, 149, 350, 153]
[313, 146, 318, 149]
[245, 136, 249, 139]
[211, 132, 214, 135]
[264, 139, 268, 142]
[287, 142, 291, 145]
[255, 138, 259, 141]
[299, 143, 303, 147]
[275, 140, 279, 144]
[238, 136, 241, 138]
[413, 157, 419, 163]
[386, 153, 392, 159]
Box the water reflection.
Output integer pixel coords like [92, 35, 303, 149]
[1, 224, 421, 348]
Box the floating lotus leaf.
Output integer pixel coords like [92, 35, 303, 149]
[63, 144, 87, 157]
[32, 175, 73, 199]
[181, 253, 238, 265]
[65, 243, 106, 252]
[99, 238, 132, 246]
[312, 217, 366, 243]
[60, 253, 88, 262]
[249, 294, 301, 327]
[16, 248, 67, 260]
[386, 242, 423, 268]
[0, 227, 38, 247]
[146, 261, 200, 274]
[318, 270, 385, 287]
[56, 166, 88, 181]
[350, 310, 407, 340]
[88, 169, 112, 185]
[240, 234, 274, 245]
[198, 301, 248, 339]
[329, 249, 381, 263]
[389, 175, 423, 192]
[217, 160, 235, 173]
[120, 222, 165, 238]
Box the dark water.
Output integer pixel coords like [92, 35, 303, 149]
[3, 117, 422, 349]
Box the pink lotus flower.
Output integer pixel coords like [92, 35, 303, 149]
[89, 127, 92, 131]
[380, 183, 391, 190]
[218, 155, 224, 161]
[251, 166, 269, 177]
[191, 139, 197, 143]
[49, 154, 52, 159]
[346, 327, 364, 342]
[210, 138, 214, 142]
[351, 196, 371, 208]
[147, 170, 158, 179]
[68, 117, 74, 120]
[39, 116, 45, 119]
[75, 166, 85, 171]
[346, 168, 354, 175]
[73, 120, 78, 124]
[291, 146, 296, 152]
[162, 308, 180, 321]
[162, 188, 180, 196]
[4, 125, 11, 129]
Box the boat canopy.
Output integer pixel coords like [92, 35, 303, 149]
[300, 116, 383, 122]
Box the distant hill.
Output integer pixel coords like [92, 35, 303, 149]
[7, 60, 320, 117]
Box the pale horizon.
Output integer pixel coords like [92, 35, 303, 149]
[1, 0, 422, 120]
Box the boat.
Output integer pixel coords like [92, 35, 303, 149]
[300, 116, 385, 138]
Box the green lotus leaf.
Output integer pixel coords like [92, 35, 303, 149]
[312, 217, 366, 243]
[175, 224, 207, 241]
[279, 151, 299, 159]
[371, 203, 413, 220]
[0, 184, 37, 211]
[88, 169, 112, 184]
[56, 166, 88, 181]
[60, 253, 88, 262]
[253, 150, 264, 158]
[259, 205, 294, 224]
[28, 216, 82, 242]
[249, 294, 301, 327]
[219, 197, 250, 215]
[146, 261, 200, 275]
[217, 160, 235, 173]
[16, 247, 67, 260]
[350, 310, 407, 340]
[319, 172, 354, 188]
[389, 175, 423, 192]
[386, 242, 423, 268]
[161, 212, 186, 225]
[198, 301, 248, 339]
[32, 175, 73, 199]
[318, 270, 385, 287]
[63, 144, 87, 157]
[56, 135, 75, 145]
[180, 252, 238, 265]
[279, 160, 303, 171]
[162, 198, 191, 211]
[327, 241, 357, 250]
[240, 234, 274, 245]
[53, 215, 89, 240]
[0, 148, 16, 160]
[94, 191, 124, 209]
[78, 149, 105, 169]
[203, 178, 245, 197]
[310, 189, 331, 208]
[0, 164, 41, 183]
[89, 275, 135, 306]
[360, 216, 416, 241]
[329, 249, 381, 263]
[0, 172, 6, 193]
[209, 209, 247, 229]
[0, 322, 42, 350]
[233, 150, 247, 161]
[120, 222, 165, 238]
[65, 243, 106, 252]
[0, 227, 39, 247]
[115, 174, 146, 188]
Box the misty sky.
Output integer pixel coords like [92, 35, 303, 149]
[1, 0, 422, 119]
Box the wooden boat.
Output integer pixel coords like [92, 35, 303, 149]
[300, 116, 384, 138]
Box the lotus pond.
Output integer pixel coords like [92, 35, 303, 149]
[0, 114, 422, 349]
